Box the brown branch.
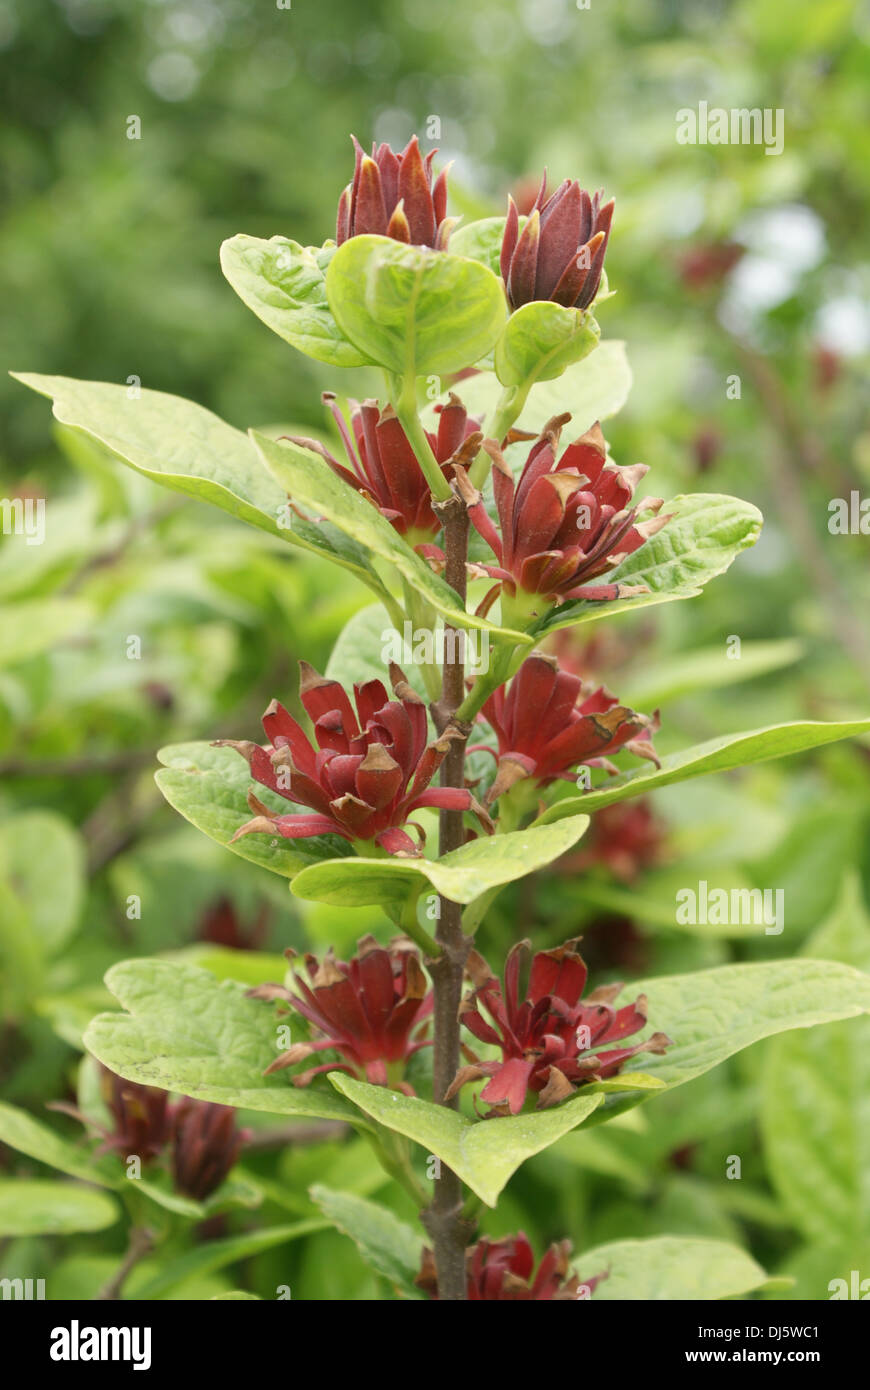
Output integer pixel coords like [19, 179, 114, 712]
[422, 490, 474, 1301]
[95, 1225, 154, 1301]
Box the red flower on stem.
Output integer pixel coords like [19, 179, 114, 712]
[248, 936, 433, 1090]
[336, 135, 453, 249]
[285, 392, 480, 547]
[219, 661, 492, 857]
[447, 938, 671, 1115]
[500, 174, 614, 311]
[456, 416, 668, 615]
[417, 1233, 606, 1300]
[99, 1069, 171, 1162]
[474, 652, 659, 804]
[171, 1098, 248, 1201]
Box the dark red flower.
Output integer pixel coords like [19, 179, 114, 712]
[677, 240, 743, 290]
[336, 135, 453, 249]
[285, 392, 480, 546]
[563, 799, 664, 882]
[500, 175, 614, 312]
[248, 935, 433, 1090]
[171, 1098, 247, 1200]
[100, 1068, 171, 1162]
[219, 661, 492, 857]
[198, 895, 270, 951]
[447, 938, 671, 1115]
[457, 416, 669, 614]
[474, 652, 659, 804]
[417, 1233, 606, 1300]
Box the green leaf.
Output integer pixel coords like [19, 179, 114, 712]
[211, 1291, 262, 1300]
[220, 236, 373, 367]
[11, 374, 390, 601]
[575, 1235, 770, 1300]
[309, 1185, 423, 1297]
[531, 493, 763, 640]
[537, 718, 870, 822]
[0, 1101, 116, 1186]
[325, 235, 506, 376]
[290, 815, 590, 912]
[251, 431, 528, 643]
[447, 216, 510, 276]
[155, 742, 343, 878]
[0, 1180, 119, 1237]
[620, 638, 804, 709]
[494, 301, 600, 387]
[0, 597, 93, 669]
[434, 339, 632, 437]
[330, 1074, 603, 1206]
[325, 603, 427, 699]
[617, 959, 870, 1095]
[83, 959, 367, 1127]
[133, 1220, 326, 1300]
[761, 874, 870, 1245]
[0, 812, 85, 954]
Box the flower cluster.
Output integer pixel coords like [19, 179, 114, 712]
[56, 1067, 247, 1201]
[500, 174, 614, 312]
[336, 134, 453, 249]
[248, 936, 432, 1091]
[474, 652, 659, 805]
[417, 1233, 606, 1300]
[457, 416, 669, 616]
[447, 938, 671, 1115]
[286, 391, 480, 546]
[220, 661, 492, 857]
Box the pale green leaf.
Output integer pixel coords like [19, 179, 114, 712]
[325, 235, 506, 376]
[330, 1073, 603, 1206]
[537, 718, 870, 822]
[494, 300, 600, 387]
[251, 431, 528, 643]
[290, 815, 590, 912]
[84, 959, 367, 1126]
[531, 493, 763, 640]
[220, 236, 372, 367]
[0, 1180, 119, 1237]
[575, 1235, 770, 1300]
[155, 742, 343, 878]
[309, 1185, 423, 1297]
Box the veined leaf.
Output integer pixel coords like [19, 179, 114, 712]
[574, 1235, 771, 1301]
[309, 1185, 423, 1298]
[84, 959, 367, 1127]
[289, 815, 590, 911]
[530, 493, 763, 640]
[330, 1074, 603, 1207]
[325, 235, 506, 376]
[220, 235, 373, 367]
[155, 742, 344, 879]
[252, 432, 529, 644]
[537, 718, 870, 822]
[11, 374, 395, 604]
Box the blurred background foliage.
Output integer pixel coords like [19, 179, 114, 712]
[1, 0, 869, 1300]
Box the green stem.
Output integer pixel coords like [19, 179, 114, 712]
[395, 375, 453, 502]
[401, 580, 443, 701]
[467, 383, 529, 489]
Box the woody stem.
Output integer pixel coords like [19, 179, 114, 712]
[422, 487, 473, 1301]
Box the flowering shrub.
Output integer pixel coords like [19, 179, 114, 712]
[10, 126, 870, 1309]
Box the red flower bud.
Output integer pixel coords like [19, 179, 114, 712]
[248, 935, 433, 1090]
[284, 392, 480, 547]
[447, 937, 671, 1115]
[171, 1097, 247, 1201]
[500, 174, 614, 311]
[219, 661, 492, 856]
[336, 135, 453, 249]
